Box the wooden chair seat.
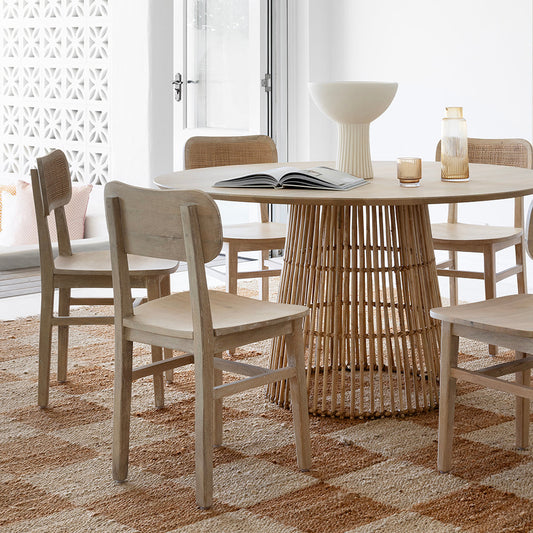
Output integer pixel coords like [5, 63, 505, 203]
[124, 290, 308, 339]
[222, 221, 286, 246]
[54, 250, 177, 277]
[431, 222, 522, 247]
[433, 296, 533, 474]
[431, 293, 533, 339]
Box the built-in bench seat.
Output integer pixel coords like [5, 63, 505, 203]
[0, 185, 108, 298]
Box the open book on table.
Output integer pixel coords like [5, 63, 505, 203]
[213, 166, 368, 191]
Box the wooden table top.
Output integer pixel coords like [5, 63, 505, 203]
[155, 161, 533, 206]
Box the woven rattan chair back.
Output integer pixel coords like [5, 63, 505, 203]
[436, 138, 533, 227]
[36, 149, 72, 216]
[32, 150, 74, 259]
[185, 134, 277, 171]
[185, 135, 277, 224]
[436, 137, 532, 169]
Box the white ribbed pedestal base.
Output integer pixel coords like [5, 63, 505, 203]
[337, 123, 373, 179]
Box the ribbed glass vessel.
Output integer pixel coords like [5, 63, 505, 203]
[441, 106, 469, 181]
[397, 157, 422, 187]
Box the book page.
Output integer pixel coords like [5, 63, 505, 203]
[281, 166, 367, 190]
[213, 174, 278, 188]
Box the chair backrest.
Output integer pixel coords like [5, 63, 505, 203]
[32, 150, 74, 267]
[104, 181, 223, 319]
[435, 138, 533, 226]
[184, 135, 278, 169]
[184, 135, 278, 222]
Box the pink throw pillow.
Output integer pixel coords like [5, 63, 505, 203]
[0, 180, 93, 246]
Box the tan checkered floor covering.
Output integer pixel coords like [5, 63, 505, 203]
[0, 306, 532, 532]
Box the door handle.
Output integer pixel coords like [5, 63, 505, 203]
[172, 73, 183, 102]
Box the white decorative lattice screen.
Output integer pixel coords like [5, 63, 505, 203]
[0, 0, 109, 185]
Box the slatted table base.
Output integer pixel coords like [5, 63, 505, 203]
[267, 203, 442, 418]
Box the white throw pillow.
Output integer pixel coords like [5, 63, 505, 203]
[0, 191, 17, 245]
[0, 180, 92, 246]
[0, 183, 16, 232]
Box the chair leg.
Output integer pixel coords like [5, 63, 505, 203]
[285, 319, 312, 471]
[146, 278, 165, 409]
[38, 283, 55, 408]
[259, 250, 269, 301]
[57, 288, 71, 383]
[112, 336, 134, 482]
[438, 322, 459, 473]
[515, 240, 527, 295]
[483, 246, 498, 355]
[194, 348, 215, 509]
[515, 351, 530, 450]
[226, 243, 238, 296]
[226, 245, 237, 356]
[160, 274, 174, 383]
[214, 352, 223, 447]
[449, 251, 458, 306]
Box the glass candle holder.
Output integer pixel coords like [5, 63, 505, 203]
[397, 157, 422, 187]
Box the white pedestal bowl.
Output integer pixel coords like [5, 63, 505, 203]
[309, 81, 398, 179]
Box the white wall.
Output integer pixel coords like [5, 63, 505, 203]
[341, 0, 532, 161]
[291, 0, 533, 163]
[148, 2, 174, 184]
[288, 1, 338, 161]
[109, 0, 174, 187]
[109, 1, 149, 186]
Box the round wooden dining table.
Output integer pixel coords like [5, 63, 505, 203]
[156, 161, 533, 419]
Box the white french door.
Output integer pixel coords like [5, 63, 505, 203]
[173, 0, 272, 171]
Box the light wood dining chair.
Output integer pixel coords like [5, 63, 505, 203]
[432, 138, 533, 355]
[104, 181, 311, 510]
[33, 150, 178, 408]
[431, 200, 533, 472]
[184, 135, 286, 301]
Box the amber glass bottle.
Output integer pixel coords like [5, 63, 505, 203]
[441, 107, 469, 181]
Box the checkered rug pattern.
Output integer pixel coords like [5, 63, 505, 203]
[1, 305, 532, 532]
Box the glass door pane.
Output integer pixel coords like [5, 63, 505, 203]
[186, 0, 266, 133]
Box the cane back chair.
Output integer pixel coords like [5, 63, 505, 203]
[432, 138, 533, 354]
[184, 135, 286, 301]
[33, 150, 178, 408]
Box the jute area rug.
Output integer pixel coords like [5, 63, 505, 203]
[0, 287, 532, 532]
